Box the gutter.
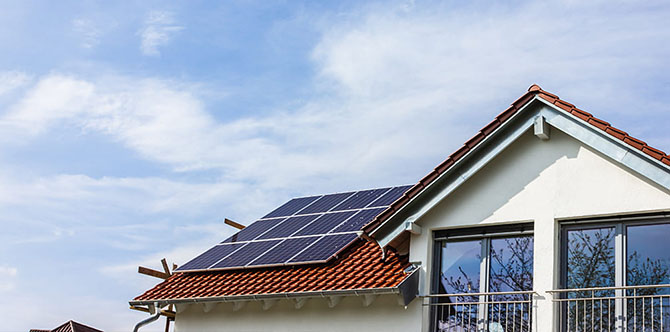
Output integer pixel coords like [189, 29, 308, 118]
[132, 302, 161, 332]
[129, 268, 421, 308]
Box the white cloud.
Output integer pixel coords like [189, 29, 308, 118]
[72, 18, 101, 49]
[0, 266, 18, 292]
[0, 71, 31, 97]
[138, 11, 184, 56]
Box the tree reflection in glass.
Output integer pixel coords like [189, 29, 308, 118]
[436, 237, 533, 331]
[437, 240, 481, 331]
[626, 223, 670, 331]
[565, 227, 615, 331]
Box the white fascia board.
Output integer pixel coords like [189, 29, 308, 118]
[535, 98, 670, 190]
[373, 97, 670, 249]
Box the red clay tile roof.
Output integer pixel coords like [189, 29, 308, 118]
[362, 84, 670, 234]
[134, 239, 410, 302]
[32, 321, 103, 332]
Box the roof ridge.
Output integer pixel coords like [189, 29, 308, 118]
[362, 84, 670, 234]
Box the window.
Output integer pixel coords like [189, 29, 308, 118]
[432, 224, 534, 332]
[561, 216, 670, 331]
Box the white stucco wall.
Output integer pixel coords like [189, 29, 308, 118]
[174, 294, 422, 332]
[173, 126, 670, 332]
[411, 127, 670, 332]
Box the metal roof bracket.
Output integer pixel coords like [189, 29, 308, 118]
[534, 115, 550, 140]
[404, 220, 422, 235]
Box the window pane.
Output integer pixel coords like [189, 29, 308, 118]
[566, 227, 616, 289]
[627, 223, 670, 286]
[437, 240, 481, 332]
[489, 236, 534, 292]
[626, 224, 670, 332]
[440, 240, 481, 294]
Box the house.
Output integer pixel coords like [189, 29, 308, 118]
[131, 85, 670, 332]
[30, 320, 103, 332]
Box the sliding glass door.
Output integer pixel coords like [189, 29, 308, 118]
[562, 219, 670, 331]
[433, 225, 534, 331]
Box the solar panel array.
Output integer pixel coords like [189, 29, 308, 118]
[177, 185, 412, 272]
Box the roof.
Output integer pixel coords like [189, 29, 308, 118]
[31, 320, 103, 332]
[362, 84, 670, 235]
[133, 238, 411, 303]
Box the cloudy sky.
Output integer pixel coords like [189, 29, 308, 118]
[1, 0, 670, 330]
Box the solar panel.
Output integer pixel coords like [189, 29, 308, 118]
[176, 185, 412, 272]
[332, 207, 387, 233]
[257, 215, 319, 239]
[221, 218, 285, 243]
[289, 233, 358, 263]
[249, 237, 320, 266]
[294, 211, 356, 236]
[263, 196, 320, 219]
[212, 240, 281, 269]
[179, 243, 244, 270]
[369, 185, 412, 207]
[331, 188, 391, 211]
[297, 192, 354, 214]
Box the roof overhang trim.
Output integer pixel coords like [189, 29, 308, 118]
[129, 268, 420, 308]
[370, 97, 670, 249]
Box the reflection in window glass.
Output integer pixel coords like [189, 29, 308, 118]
[440, 240, 481, 294]
[566, 227, 616, 289]
[627, 223, 670, 286]
[626, 223, 670, 331]
[489, 236, 534, 293]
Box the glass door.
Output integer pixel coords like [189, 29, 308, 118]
[434, 229, 533, 332]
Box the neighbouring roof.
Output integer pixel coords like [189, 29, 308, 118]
[30, 320, 103, 332]
[362, 84, 670, 235]
[133, 239, 410, 303]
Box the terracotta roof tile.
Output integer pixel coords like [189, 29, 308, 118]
[134, 240, 410, 302]
[363, 84, 669, 234]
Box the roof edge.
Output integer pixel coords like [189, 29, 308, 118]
[129, 286, 403, 306]
[362, 84, 670, 240]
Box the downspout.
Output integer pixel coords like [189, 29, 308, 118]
[133, 303, 162, 332]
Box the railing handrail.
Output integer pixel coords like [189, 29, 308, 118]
[547, 283, 670, 293]
[422, 290, 537, 298]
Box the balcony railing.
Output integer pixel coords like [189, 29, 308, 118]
[424, 290, 535, 332]
[548, 284, 670, 332]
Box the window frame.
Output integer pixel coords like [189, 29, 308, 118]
[432, 222, 534, 295]
[430, 223, 534, 331]
[560, 214, 670, 290]
[559, 213, 670, 330]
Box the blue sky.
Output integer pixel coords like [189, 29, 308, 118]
[1, 0, 670, 330]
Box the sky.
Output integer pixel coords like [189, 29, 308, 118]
[1, 0, 670, 330]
